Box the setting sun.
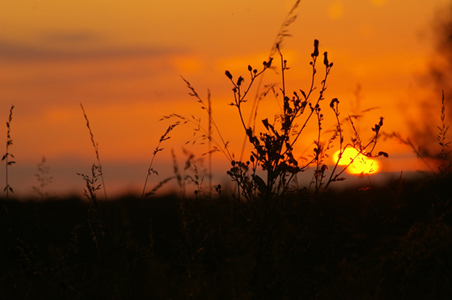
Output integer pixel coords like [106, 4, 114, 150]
[333, 147, 380, 175]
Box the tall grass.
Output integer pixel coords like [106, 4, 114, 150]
[80, 103, 108, 201]
[436, 90, 452, 175]
[2, 105, 15, 200]
[141, 122, 180, 198]
[32, 157, 53, 200]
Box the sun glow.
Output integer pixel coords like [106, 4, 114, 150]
[333, 148, 380, 175]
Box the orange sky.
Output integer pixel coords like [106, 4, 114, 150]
[0, 0, 450, 197]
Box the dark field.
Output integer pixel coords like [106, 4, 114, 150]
[1, 175, 451, 300]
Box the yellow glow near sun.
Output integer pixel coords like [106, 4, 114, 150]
[371, 0, 387, 6]
[333, 148, 380, 175]
[173, 56, 203, 74]
[328, 2, 344, 19]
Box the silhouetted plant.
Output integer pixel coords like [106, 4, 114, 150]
[77, 164, 104, 253]
[179, 78, 218, 197]
[32, 156, 54, 200]
[324, 114, 387, 190]
[172, 148, 206, 197]
[436, 91, 452, 175]
[2, 105, 15, 200]
[77, 164, 102, 210]
[223, 42, 387, 201]
[170, 39, 388, 202]
[161, 78, 233, 162]
[80, 103, 108, 200]
[142, 122, 180, 198]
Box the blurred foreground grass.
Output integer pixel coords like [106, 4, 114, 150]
[1, 174, 451, 300]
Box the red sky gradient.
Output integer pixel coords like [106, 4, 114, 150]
[0, 0, 450, 197]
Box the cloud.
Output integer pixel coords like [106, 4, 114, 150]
[42, 31, 100, 44]
[0, 39, 184, 62]
[0, 38, 192, 119]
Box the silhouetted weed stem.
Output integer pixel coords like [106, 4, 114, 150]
[226, 61, 270, 131]
[78, 106, 120, 248]
[181, 148, 205, 197]
[364, 117, 385, 152]
[290, 45, 333, 148]
[76, 164, 105, 254]
[168, 77, 232, 162]
[207, 90, 212, 197]
[144, 176, 176, 197]
[312, 99, 326, 191]
[142, 122, 180, 198]
[77, 164, 101, 210]
[269, 0, 301, 56]
[2, 105, 15, 200]
[324, 98, 346, 188]
[242, 0, 300, 161]
[171, 148, 200, 197]
[277, 44, 288, 101]
[32, 156, 53, 200]
[436, 90, 452, 175]
[324, 116, 387, 190]
[80, 103, 108, 201]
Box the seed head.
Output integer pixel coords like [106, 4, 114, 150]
[312, 39, 319, 58]
[323, 52, 329, 66]
[237, 76, 244, 86]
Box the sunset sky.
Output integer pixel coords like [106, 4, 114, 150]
[0, 0, 450, 197]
